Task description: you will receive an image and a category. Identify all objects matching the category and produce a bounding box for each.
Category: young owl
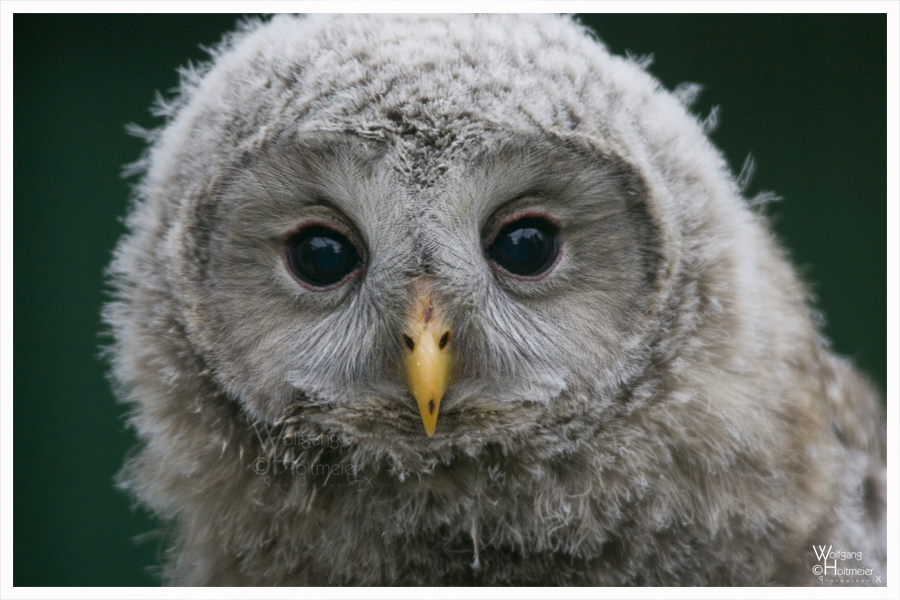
[105,14,886,585]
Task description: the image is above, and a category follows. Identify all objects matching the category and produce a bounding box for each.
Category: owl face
[181,127,660,451]
[128,13,713,473]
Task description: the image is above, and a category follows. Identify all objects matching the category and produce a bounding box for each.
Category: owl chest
[265,455,791,586]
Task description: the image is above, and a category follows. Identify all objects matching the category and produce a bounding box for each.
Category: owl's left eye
[486,215,560,278]
[283,224,362,288]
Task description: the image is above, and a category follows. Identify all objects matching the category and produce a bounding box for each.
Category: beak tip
[421,409,438,437]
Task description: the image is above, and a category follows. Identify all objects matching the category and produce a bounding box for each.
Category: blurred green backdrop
[14,14,886,586]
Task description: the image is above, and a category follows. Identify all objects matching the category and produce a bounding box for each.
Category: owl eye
[487,216,560,277]
[283,224,362,288]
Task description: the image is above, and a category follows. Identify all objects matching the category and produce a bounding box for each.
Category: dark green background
[14,14,886,586]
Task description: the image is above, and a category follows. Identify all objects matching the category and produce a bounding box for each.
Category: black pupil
[285,225,361,287]
[487,216,558,277]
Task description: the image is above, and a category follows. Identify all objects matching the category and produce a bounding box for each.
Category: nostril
[439,331,451,350]
[402,334,415,351]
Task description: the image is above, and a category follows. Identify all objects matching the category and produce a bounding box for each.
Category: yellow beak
[401,280,453,437]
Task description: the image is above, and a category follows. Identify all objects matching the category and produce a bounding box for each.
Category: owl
[105,14,886,586]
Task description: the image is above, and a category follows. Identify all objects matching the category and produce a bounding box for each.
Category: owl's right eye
[283,224,362,288]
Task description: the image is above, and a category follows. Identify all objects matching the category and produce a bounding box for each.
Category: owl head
[108,13,798,483]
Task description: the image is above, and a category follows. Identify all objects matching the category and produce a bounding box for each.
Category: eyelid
[281,217,365,260]
[484,208,561,247]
